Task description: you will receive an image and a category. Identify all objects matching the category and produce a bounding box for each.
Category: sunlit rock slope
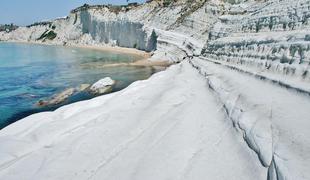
[0,0,310,179]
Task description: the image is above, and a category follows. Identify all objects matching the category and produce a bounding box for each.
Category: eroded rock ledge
[0,0,310,179]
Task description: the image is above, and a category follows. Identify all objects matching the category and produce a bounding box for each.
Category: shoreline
[0,41,171,129]
[3,40,172,67]
[73,44,172,67]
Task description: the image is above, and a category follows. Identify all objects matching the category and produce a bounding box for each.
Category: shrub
[37,30,57,41]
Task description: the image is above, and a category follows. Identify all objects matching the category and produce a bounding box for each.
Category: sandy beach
[7,40,172,67]
[73,44,172,67]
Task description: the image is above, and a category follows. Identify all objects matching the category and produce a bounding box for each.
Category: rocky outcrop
[203,0,310,83]
[37,88,76,107]
[1,1,310,179]
[89,77,116,94]
[79,10,157,52]
[0,0,217,62]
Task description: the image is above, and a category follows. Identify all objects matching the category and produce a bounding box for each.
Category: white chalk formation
[0,0,310,180]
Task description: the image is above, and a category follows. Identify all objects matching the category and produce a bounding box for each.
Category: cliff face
[204,0,310,83]
[79,10,157,51]
[3,0,310,71]
[0,1,310,180]
[0,0,217,61]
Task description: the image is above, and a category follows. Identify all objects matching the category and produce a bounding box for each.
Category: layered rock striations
[204,0,310,87]
[0,1,310,180]
[0,0,217,61]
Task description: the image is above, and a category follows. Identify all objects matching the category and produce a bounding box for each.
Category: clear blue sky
[0,0,145,26]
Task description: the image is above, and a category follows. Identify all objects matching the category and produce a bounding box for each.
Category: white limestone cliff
[0,0,310,180]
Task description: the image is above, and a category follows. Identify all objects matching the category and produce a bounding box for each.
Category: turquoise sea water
[0,42,157,129]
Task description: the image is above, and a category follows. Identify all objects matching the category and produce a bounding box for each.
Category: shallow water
[0,42,158,129]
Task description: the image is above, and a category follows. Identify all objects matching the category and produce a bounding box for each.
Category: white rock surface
[90,77,115,89]
[90,77,116,94]
[191,57,310,180]
[0,62,267,180]
[0,0,310,179]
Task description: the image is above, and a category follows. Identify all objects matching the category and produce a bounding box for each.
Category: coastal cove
[0,42,164,129]
[1,0,310,179]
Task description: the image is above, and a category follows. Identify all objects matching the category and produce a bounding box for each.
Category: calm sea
[0,42,157,129]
